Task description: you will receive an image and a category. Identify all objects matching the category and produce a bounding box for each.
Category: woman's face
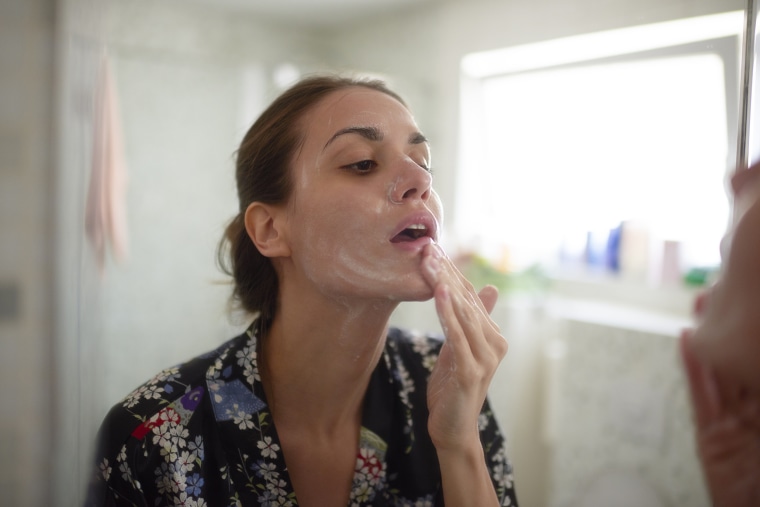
[279,86,442,302]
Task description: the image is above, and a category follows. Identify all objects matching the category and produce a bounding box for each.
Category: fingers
[693,290,709,319]
[680,329,720,427]
[478,285,499,315]
[421,245,492,311]
[421,244,500,333]
[739,392,760,434]
[433,283,469,357]
[682,328,760,464]
[422,244,506,364]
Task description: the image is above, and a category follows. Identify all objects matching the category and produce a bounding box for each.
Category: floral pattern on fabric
[85,324,518,506]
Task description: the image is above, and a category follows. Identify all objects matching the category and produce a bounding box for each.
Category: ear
[244,202,291,258]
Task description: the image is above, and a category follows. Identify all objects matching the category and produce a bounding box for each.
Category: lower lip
[390,236,435,253]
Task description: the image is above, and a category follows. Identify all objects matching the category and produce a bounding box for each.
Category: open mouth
[390,224,431,243]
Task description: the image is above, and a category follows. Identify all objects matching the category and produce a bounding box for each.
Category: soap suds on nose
[387,176,402,204]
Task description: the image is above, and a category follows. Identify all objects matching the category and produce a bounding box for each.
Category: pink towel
[85,52,129,274]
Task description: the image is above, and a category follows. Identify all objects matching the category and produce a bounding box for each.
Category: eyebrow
[408,132,428,145]
[322,126,429,150]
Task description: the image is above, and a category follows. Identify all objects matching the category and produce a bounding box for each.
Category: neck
[260,290,397,436]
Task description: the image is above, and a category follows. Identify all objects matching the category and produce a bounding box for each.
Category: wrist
[436,441,499,507]
[435,437,485,463]
[430,423,482,455]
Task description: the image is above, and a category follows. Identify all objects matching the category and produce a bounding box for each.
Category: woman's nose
[388,158,432,204]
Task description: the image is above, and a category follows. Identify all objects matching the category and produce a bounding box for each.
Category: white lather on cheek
[332,230,397,286]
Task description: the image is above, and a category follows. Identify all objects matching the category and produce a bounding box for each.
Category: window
[457,12,743,283]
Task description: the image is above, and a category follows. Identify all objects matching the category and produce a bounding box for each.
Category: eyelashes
[342,159,433,175]
[344,160,377,174]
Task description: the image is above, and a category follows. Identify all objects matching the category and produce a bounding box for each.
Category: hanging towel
[85,51,129,274]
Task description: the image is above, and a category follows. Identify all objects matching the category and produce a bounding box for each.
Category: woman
[85,75,518,506]
[681,162,760,507]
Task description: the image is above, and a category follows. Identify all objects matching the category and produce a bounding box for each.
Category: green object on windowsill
[683,266,719,287]
[461,254,551,294]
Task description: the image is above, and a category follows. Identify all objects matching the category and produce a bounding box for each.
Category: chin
[391,281,435,302]
[403,292,435,303]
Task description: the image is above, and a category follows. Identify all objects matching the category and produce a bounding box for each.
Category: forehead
[299,87,417,140]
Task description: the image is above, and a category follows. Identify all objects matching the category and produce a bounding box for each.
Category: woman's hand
[420,243,508,452]
[680,329,760,507]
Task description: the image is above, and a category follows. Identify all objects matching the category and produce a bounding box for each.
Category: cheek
[430,189,444,228]
[293,197,429,294]
[295,197,391,279]
[299,194,381,242]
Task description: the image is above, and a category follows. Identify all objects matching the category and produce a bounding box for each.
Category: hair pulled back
[217,74,406,332]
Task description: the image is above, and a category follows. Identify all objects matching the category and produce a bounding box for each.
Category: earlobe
[243,202,291,258]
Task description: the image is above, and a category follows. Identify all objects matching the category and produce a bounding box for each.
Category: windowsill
[541,270,700,336]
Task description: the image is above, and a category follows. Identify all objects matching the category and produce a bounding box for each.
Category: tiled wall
[545,317,709,507]
[0,0,56,505]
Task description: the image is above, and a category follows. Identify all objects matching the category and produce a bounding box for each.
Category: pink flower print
[357,448,385,485]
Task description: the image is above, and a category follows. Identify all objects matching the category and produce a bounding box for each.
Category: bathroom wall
[50,0,110,503]
[0,0,56,505]
[92,0,330,452]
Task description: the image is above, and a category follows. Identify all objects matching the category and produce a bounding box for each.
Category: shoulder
[95,332,249,448]
[86,328,264,503]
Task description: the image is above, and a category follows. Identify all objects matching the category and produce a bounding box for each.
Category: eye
[343,160,377,174]
[414,158,433,173]
[411,151,432,173]
[419,162,433,174]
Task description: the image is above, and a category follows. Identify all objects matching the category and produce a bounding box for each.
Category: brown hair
[217,74,406,332]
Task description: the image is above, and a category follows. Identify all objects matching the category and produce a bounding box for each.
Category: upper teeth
[408,224,426,230]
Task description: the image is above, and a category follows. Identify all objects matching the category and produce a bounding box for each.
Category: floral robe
[85,323,518,506]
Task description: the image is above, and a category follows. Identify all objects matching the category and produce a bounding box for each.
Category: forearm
[438,443,500,507]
